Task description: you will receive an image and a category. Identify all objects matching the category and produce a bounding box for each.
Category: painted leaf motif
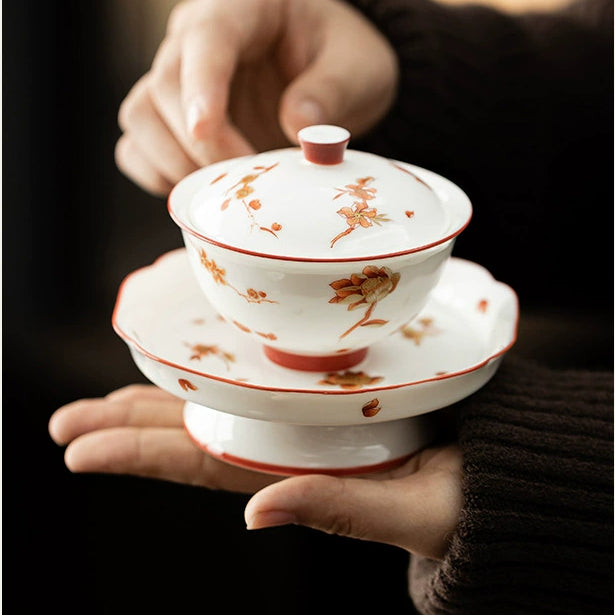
[178,378,197,392]
[362,399,382,417]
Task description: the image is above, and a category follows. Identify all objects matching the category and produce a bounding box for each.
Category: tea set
[113,125,518,475]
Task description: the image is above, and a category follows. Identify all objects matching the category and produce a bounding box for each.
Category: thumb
[278,21,397,143]
[244,473,457,559]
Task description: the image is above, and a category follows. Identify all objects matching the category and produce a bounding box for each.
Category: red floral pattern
[221,163,282,237]
[178,378,198,391]
[330,177,390,248]
[318,371,384,390]
[400,317,441,345]
[198,248,277,304]
[329,266,400,339]
[362,398,382,417]
[186,343,235,369]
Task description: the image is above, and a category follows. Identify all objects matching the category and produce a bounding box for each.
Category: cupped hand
[50,384,462,559]
[115,0,399,196]
[245,444,463,560]
[48,384,280,493]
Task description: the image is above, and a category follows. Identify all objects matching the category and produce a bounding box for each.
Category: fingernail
[297,98,325,126]
[246,510,297,530]
[186,96,208,139]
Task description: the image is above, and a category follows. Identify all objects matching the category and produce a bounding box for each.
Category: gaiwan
[168,125,472,372]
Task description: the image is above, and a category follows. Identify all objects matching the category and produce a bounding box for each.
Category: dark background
[3,1,612,613]
[2,2,415,613]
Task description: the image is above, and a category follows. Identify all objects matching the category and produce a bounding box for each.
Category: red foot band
[263,346,368,372]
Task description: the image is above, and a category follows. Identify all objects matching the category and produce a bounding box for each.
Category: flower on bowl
[168,125,472,371]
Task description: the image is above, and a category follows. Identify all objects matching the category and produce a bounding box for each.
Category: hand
[49,384,462,560]
[48,384,280,493]
[245,444,463,560]
[115,0,398,196]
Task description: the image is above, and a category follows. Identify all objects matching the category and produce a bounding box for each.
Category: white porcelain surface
[169,128,472,261]
[184,402,438,476]
[113,249,518,426]
[180,231,455,359]
[168,129,472,359]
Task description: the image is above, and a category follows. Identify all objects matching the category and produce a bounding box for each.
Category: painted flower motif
[334,177,377,201]
[198,248,277,304]
[318,371,384,390]
[186,343,234,369]
[338,202,379,228]
[235,185,254,199]
[401,317,441,345]
[330,266,400,309]
[220,163,281,237]
[199,249,226,285]
[232,320,277,340]
[330,177,390,248]
[246,288,265,300]
[330,266,400,339]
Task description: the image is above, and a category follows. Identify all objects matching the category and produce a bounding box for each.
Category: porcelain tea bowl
[168,125,472,372]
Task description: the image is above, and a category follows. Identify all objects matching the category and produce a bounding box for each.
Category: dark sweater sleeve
[350,0,611,185]
[408,355,613,614]
[348,0,613,311]
[342,2,613,612]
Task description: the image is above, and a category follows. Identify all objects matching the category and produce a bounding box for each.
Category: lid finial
[298,125,350,165]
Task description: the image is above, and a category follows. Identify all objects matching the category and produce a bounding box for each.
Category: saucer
[113,249,517,475]
[113,248,518,426]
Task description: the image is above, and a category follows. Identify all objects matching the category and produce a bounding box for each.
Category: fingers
[147,36,213,162]
[116,67,202,195]
[118,75,200,185]
[50,383,281,493]
[115,0,399,197]
[117,31,257,194]
[64,426,278,494]
[174,0,283,141]
[279,2,398,142]
[171,9,264,157]
[114,135,174,197]
[180,21,238,139]
[48,384,184,445]
[245,447,463,559]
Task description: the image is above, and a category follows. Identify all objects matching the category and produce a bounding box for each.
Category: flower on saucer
[319,370,384,390]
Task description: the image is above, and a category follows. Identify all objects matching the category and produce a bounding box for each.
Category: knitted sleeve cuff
[409,355,614,614]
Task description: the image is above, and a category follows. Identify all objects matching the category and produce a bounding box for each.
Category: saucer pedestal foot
[183,401,438,477]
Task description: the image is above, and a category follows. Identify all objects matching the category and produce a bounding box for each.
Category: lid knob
[298,125,350,165]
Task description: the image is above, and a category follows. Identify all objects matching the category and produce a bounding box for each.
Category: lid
[170,125,472,262]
